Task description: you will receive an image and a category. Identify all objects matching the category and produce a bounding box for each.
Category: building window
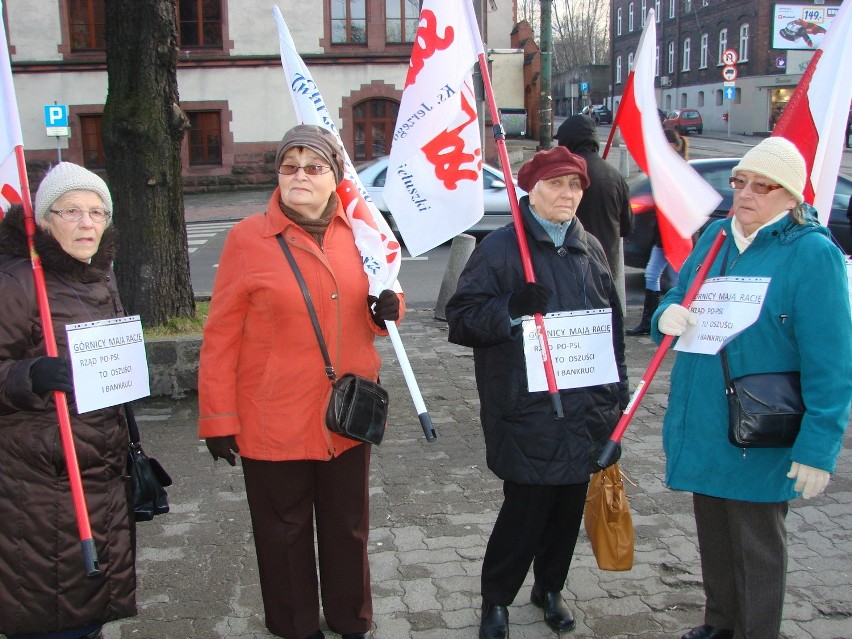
[684,0,692,11]
[628,3,634,32]
[699,33,708,68]
[667,41,674,74]
[616,56,622,84]
[386,0,419,44]
[682,37,691,71]
[668,0,675,18]
[718,28,727,65]
[177,0,223,48]
[628,52,634,71]
[617,7,622,36]
[739,23,750,62]
[655,0,660,22]
[641,0,647,26]
[715,89,723,106]
[697,91,704,107]
[79,115,104,169]
[187,111,222,165]
[68,0,105,51]
[655,45,660,76]
[353,99,399,161]
[332,0,367,44]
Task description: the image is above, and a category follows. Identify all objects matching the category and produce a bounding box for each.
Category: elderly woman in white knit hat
[650,137,851,639]
[0,163,136,639]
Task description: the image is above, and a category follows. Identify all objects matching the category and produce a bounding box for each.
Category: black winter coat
[446,200,628,485]
[0,206,136,635]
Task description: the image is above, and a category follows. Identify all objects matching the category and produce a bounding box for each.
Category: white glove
[657,304,697,336]
[787,462,830,499]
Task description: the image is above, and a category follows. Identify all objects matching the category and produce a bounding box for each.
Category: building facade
[609,0,844,135]
[5,0,522,191]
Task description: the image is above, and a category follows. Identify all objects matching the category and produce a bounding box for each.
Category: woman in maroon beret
[446,146,629,639]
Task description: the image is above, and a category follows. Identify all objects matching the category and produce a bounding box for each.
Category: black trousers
[242,446,372,639]
[481,480,588,605]
[693,493,788,639]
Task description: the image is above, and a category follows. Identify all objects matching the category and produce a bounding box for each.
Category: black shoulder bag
[276,235,388,446]
[717,243,804,448]
[125,402,172,521]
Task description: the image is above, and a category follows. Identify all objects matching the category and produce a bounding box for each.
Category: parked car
[355,156,526,239]
[580,104,613,125]
[663,109,703,135]
[624,157,852,269]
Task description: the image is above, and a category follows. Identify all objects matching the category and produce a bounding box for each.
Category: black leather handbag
[721,352,804,448]
[125,403,173,521]
[277,236,388,446]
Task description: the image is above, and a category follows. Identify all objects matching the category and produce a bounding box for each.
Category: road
[186,133,852,309]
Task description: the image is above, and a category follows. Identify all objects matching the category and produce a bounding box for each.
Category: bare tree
[101,0,194,327]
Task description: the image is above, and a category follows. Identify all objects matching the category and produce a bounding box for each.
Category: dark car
[663,109,703,135]
[581,105,613,125]
[624,158,852,269]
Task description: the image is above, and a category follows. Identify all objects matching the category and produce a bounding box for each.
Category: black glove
[368,289,401,328]
[30,357,74,395]
[508,282,551,318]
[205,435,239,466]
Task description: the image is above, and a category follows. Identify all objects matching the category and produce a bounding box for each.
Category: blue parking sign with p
[44,105,69,127]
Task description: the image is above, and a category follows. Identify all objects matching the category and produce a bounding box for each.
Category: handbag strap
[275,234,337,381]
[124,402,141,445]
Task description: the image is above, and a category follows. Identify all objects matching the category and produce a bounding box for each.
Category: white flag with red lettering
[273,7,402,294]
[772,1,851,229]
[0,0,24,213]
[383,0,485,256]
[617,9,721,270]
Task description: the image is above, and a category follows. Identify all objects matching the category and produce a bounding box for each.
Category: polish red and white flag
[383,0,485,256]
[274,7,401,294]
[772,1,852,228]
[616,9,721,270]
[0,0,24,215]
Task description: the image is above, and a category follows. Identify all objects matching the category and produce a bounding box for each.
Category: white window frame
[682,37,691,71]
[655,44,661,76]
[616,56,623,84]
[617,7,622,35]
[629,2,634,32]
[739,23,750,62]
[668,0,675,18]
[628,51,635,71]
[699,33,708,68]
[718,28,727,65]
[655,0,660,22]
[641,0,647,26]
[667,40,675,74]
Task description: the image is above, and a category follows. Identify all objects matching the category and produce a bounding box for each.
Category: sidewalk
[108,308,852,639]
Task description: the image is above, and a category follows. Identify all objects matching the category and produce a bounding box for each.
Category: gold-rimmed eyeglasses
[728,176,785,195]
[49,207,111,223]
[277,163,332,176]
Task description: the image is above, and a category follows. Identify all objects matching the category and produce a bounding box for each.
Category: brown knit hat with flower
[275,125,345,185]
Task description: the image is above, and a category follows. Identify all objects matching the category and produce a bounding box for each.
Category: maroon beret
[517,146,590,192]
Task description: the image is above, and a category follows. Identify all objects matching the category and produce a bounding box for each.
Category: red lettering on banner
[420,91,481,190]
[1,183,21,204]
[337,179,401,264]
[404,10,454,88]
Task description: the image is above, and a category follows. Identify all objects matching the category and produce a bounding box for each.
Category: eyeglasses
[728,176,785,195]
[277,163,332,176]
[49,207,111,223]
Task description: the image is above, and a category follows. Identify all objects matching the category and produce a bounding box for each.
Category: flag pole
[597,225,728,467]
[473,52,564,419]
[601,71,635,161]
[14,146,100,576]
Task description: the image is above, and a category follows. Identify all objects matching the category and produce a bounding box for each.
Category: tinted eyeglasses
[50,207,111,223]
[728,176,785,195]
[277,163,332,176]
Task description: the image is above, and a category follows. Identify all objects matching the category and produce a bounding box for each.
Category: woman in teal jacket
[651,137,852,639]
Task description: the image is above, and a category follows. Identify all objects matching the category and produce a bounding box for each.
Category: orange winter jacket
[198,190,403,460]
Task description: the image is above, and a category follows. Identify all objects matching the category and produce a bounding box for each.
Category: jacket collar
[519,196,590,254]
[262,188,349,238]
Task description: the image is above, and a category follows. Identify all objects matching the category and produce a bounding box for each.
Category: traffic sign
[44,104,70,137]
[579,82,589,92]
[722,65,738,82]
[724,86,736,100]
[722,49,738,66]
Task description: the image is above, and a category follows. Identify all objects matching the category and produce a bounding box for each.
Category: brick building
[609,0,844,135]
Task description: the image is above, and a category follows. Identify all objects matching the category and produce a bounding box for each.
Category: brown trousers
[242,445,372,639]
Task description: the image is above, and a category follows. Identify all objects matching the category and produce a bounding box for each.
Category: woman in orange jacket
[198,125,402,639]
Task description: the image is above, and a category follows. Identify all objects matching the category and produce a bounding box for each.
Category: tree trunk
[102,0,194,327]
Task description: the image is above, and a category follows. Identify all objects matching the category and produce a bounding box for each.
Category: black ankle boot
[680,625,733,639]
[530,583,575,633]
[479,601,509,639]
[627,289,661,336]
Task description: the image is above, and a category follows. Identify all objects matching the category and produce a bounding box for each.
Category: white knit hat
[34,162,113,224]
[732,137,806,203]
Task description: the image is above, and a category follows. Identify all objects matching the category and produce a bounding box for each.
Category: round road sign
[722,48,738,66]
[722,65,738,82]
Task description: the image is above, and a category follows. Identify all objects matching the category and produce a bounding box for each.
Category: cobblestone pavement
[101,308,851,639]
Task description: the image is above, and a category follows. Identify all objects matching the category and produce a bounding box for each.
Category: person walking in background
[0,164,136,639]
[553,114,634,313]
[198,125,402,639]
[446,147,629,639]
[627,129,689,336]
[652,137,852,639]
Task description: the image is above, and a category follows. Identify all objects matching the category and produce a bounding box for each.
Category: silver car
[355,156,526,239]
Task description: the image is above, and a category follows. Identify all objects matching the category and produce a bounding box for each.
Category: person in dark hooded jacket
[554,114,633,314]
[0,163,135,639]
[446,147,628,639]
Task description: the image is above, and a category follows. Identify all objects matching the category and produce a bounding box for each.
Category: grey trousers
[693,493,789,639]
